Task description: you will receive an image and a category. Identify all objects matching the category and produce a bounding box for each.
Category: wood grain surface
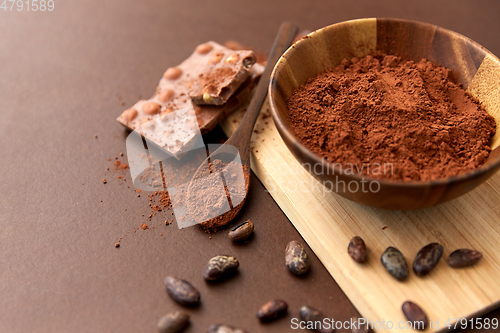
[221,98,500,332]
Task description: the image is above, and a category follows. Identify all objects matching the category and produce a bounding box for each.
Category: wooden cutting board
[220,100,500,333]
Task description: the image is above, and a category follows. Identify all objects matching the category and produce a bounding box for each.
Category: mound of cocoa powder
[287,52,496,181]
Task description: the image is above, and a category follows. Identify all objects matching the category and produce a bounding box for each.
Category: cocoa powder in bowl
[287,52,496,182]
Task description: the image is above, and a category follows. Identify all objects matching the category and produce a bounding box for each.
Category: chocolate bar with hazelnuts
[117,41,263,157]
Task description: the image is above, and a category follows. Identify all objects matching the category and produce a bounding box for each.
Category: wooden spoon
[186,22,299,228]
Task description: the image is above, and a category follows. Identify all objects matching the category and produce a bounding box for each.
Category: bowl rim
[268,17,500,188]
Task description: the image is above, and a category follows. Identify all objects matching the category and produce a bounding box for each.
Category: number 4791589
[445,317,499,330]
[1,0,54,11]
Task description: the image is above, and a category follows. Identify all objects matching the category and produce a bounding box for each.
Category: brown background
[1,1,499,332]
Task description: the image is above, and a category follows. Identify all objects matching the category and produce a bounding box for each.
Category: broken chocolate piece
[117,41,262,157]
[186,42,257,105]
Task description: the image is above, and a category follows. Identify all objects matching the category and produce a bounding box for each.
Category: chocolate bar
[117,42,263,157]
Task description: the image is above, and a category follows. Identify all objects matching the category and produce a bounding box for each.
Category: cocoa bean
[348,236,367,263]
[299,306,335,332]
[203,255,239,281]
[402,301,428,330]
[207,324,247,333]
[448,249,482,268]
[228,220,254,242]
[257,299,288,322]
[157,311,189,333]
[285,241,311,275]
[164,276,200,306]
[381,247,409,281]
[413,243,443,276]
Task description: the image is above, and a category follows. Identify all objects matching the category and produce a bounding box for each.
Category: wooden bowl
[269,18,500,210]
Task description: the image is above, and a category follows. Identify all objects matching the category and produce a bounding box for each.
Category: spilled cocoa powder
[134,161,174,220]
[117,153,247,230]
[288,52,496,181]
[107,145,248,247]
[105,155,175,247]
[114,160,130,171]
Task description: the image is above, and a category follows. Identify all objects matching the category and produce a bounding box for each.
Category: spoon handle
[227,21,299,160]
